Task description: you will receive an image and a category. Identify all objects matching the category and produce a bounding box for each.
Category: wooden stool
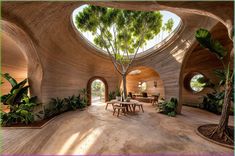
[152,96,159,106]
[105,102,114,110]
[134,103,144,112]
[113,105,127,117]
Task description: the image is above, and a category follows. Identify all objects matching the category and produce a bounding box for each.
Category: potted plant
[115,87,121,101]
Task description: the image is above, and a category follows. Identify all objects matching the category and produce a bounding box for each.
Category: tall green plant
[79,88,88,107]
[65,95,78,110]
[195,28,234,143]
[158,97,178,117]
[108,91,116,101]
[76,5,164,99]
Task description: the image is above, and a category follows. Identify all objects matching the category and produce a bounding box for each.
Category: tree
[164,18,174,33]
[195,28,234,143]
[161,18,174,40]
[75,5,163,99]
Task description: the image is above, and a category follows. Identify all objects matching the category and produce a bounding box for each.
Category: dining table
[109,99,139,112]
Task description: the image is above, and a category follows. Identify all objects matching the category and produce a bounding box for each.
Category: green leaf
[10,79,28,94]
[195,28,227,60]
[2,73,18,87]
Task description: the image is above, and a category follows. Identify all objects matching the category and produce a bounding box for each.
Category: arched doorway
[122,66,165,100]
[2,20,43,101]
[91,79,105,104]
[87,76,108,105]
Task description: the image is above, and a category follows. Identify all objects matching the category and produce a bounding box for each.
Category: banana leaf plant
[1,73,29,111]
[195,28,234,143]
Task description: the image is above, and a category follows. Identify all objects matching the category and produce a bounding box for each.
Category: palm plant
[65,95,78,110]
[195,28,234,143]
[79,88,88,107]
[158,97,178,117]
[49,97,65,114]
[1,73,29,111]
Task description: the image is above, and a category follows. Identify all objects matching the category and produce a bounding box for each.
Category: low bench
[113,105,127,117]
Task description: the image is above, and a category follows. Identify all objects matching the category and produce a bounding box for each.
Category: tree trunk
[212,79,233,141]
[122,74,127,99]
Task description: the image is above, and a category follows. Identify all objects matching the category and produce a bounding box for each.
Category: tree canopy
[75,5,163,68]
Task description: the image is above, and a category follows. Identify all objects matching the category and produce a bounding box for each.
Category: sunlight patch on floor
[58,132,80,154]
[72,126,105,154]
[92,101,105,106]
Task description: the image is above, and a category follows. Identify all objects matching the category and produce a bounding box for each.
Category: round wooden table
[109,100,139,112]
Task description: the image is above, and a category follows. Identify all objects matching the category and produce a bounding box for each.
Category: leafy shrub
[108,91,116,101]
[76,94,86,109]
[115,87,121,96]
[157,98,178,117]
[0,73,39,126]
[200,91,233,115]
[43,90,88,119]
[78,88,88,108]
[65,95,78,110]
[0,95,37,126]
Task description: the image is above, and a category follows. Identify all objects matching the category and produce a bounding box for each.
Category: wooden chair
[105,101,114,110]
[113,104,127,117]
[152,95,159,106]
[133,103,144,112]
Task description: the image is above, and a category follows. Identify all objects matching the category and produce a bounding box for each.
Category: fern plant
[158,98,178,117]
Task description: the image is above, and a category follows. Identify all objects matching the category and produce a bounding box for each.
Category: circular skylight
[72,5,181,56]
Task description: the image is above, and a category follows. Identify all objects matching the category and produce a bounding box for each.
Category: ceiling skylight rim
[71,5,182,58]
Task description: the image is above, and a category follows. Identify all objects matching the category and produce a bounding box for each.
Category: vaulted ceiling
[1,1,233,112]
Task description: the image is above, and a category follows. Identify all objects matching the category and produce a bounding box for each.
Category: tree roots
[210,126,234,143]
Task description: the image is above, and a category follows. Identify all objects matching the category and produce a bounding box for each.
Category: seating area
[1,1,234,155]
[106,99,144,117]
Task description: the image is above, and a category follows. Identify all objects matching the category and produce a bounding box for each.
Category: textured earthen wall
[126,67,165,98]
[181,23,233,106]
[1,33,27,95]
[1,2,233,113]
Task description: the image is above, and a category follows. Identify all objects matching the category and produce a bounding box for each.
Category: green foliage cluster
[115,86,121,97]
[162,18,174,33]
[0,73,39,126]
[201,92,224,115]
[195,28,234,116]
[43,89,88,119]
[75,5,164,65]
[91,80,105,98]
[195,29,227,60]
[108,91,116,101]
[199,70,234,115]
[157,98,178,117]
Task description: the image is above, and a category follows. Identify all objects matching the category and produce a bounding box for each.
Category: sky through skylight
[72,5,181,54]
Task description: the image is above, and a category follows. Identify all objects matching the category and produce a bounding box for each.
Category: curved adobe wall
[2,2,120,105]
[1,2,233,113]
[181,22,233,107]
[125,66,165,99]
[1,33,27,95]
[1,20,43,100]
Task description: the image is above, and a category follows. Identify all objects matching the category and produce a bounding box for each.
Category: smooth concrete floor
[1,103,234,155]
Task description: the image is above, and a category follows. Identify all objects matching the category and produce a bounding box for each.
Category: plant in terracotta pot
[115,87,121,101]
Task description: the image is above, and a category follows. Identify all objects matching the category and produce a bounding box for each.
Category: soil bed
[198,124,234,148]
[3,116,55,128]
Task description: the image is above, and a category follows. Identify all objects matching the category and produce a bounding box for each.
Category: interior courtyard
[1,1,234,155]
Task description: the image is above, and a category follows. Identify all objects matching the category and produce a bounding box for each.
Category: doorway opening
[91,79,105,105]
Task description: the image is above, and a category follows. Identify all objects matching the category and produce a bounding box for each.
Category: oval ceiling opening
[72,5,182,57]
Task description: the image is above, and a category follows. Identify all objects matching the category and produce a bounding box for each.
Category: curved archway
[123,66,165,100]
[1,33,28,95]
[179,22,233,109]
[87,76,108,106]
[1,20,43,101]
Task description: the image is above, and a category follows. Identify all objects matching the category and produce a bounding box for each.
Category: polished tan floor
[1,103,234,155]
